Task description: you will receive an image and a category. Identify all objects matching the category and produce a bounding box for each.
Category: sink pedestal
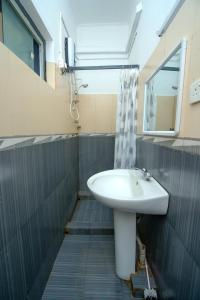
[114,210,136,280]
[87,169,169,280]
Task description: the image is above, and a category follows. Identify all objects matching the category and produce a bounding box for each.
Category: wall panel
[0,135,78,300]
[136,136,200,299]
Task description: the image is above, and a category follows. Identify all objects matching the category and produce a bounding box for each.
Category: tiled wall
[79,94,117,133]
[0,135,78,300]
[136,137,200,299]
[78,95,117,134]
[79,134,115,193]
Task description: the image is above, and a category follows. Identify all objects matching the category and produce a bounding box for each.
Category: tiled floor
[42,199,133,300]
[66,199,114,235]
[42,235,133,300]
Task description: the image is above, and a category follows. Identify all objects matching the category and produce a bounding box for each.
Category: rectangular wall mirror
[143,39,187,136]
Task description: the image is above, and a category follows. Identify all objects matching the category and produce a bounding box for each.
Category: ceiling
[69,0,138,26]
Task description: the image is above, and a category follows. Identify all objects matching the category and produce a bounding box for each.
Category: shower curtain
[145,80,157,131]
[114,68,139,169]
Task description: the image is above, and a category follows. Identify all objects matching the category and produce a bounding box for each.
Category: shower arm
[74,84,88,96]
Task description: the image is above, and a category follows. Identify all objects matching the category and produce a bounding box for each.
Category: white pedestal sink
[87,169,169,280]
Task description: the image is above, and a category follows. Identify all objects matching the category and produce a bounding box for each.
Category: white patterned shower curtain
[145,80,157,131]
[114,69,139,169]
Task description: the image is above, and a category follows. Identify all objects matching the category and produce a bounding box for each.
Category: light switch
[190,79,200,104]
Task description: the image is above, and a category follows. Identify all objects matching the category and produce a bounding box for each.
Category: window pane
[0,1,3,42]
[33,39,40,75]
[2,0,34,70]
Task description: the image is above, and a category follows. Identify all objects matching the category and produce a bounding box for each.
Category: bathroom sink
[87,169,169,280]
[87,169,168,215]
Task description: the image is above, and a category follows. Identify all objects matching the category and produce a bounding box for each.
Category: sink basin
[87,169,169,215]
[87,169,169,280]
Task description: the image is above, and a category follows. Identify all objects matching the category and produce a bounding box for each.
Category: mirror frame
[143,39,187,136]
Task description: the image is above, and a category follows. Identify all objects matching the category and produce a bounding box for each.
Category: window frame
[0,0,46,79]
[0,0,3,42]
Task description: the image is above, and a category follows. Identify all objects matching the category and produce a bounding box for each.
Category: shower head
[80,84,88,89]
[74,84,88,95]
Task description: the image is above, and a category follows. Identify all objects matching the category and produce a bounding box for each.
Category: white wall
[129,0,177,69]
[75,0,179,94]
[26,0,179,94]
[76,23,129,94]
[76,24,129,54]
[154,70,179,96]
[31,0,76,63]
[21,0,127,94]
[76,57,128,95]
[76,69,121,95]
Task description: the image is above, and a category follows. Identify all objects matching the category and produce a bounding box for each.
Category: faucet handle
[144,172,151,181]
[142,168,147,173]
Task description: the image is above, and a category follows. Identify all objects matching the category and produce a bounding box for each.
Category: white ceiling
[69,0,138,26]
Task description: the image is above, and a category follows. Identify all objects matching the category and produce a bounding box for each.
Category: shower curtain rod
[67,65,140,71]
[161,66,180,72]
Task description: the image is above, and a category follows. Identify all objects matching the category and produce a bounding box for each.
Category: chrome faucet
[134,168,152,181]
[141,168,151,181]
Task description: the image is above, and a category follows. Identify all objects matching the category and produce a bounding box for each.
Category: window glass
[2,0,40,75]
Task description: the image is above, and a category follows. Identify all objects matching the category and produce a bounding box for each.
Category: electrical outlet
[190,79,200,104]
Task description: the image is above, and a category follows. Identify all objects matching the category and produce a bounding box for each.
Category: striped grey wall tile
[79,133,115,137]
[0,133,116,299]
[136,138,200,300]
[79,135,115,192]
[0,136,79,300]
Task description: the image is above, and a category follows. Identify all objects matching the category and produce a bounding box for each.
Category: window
[0,0,46,78]
[0,1,3,42]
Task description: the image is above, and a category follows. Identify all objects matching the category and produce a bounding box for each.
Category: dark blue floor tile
[42,235,132,300]
[67,199,114,235]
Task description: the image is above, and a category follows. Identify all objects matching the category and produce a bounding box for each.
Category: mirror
[143,39,187,136]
